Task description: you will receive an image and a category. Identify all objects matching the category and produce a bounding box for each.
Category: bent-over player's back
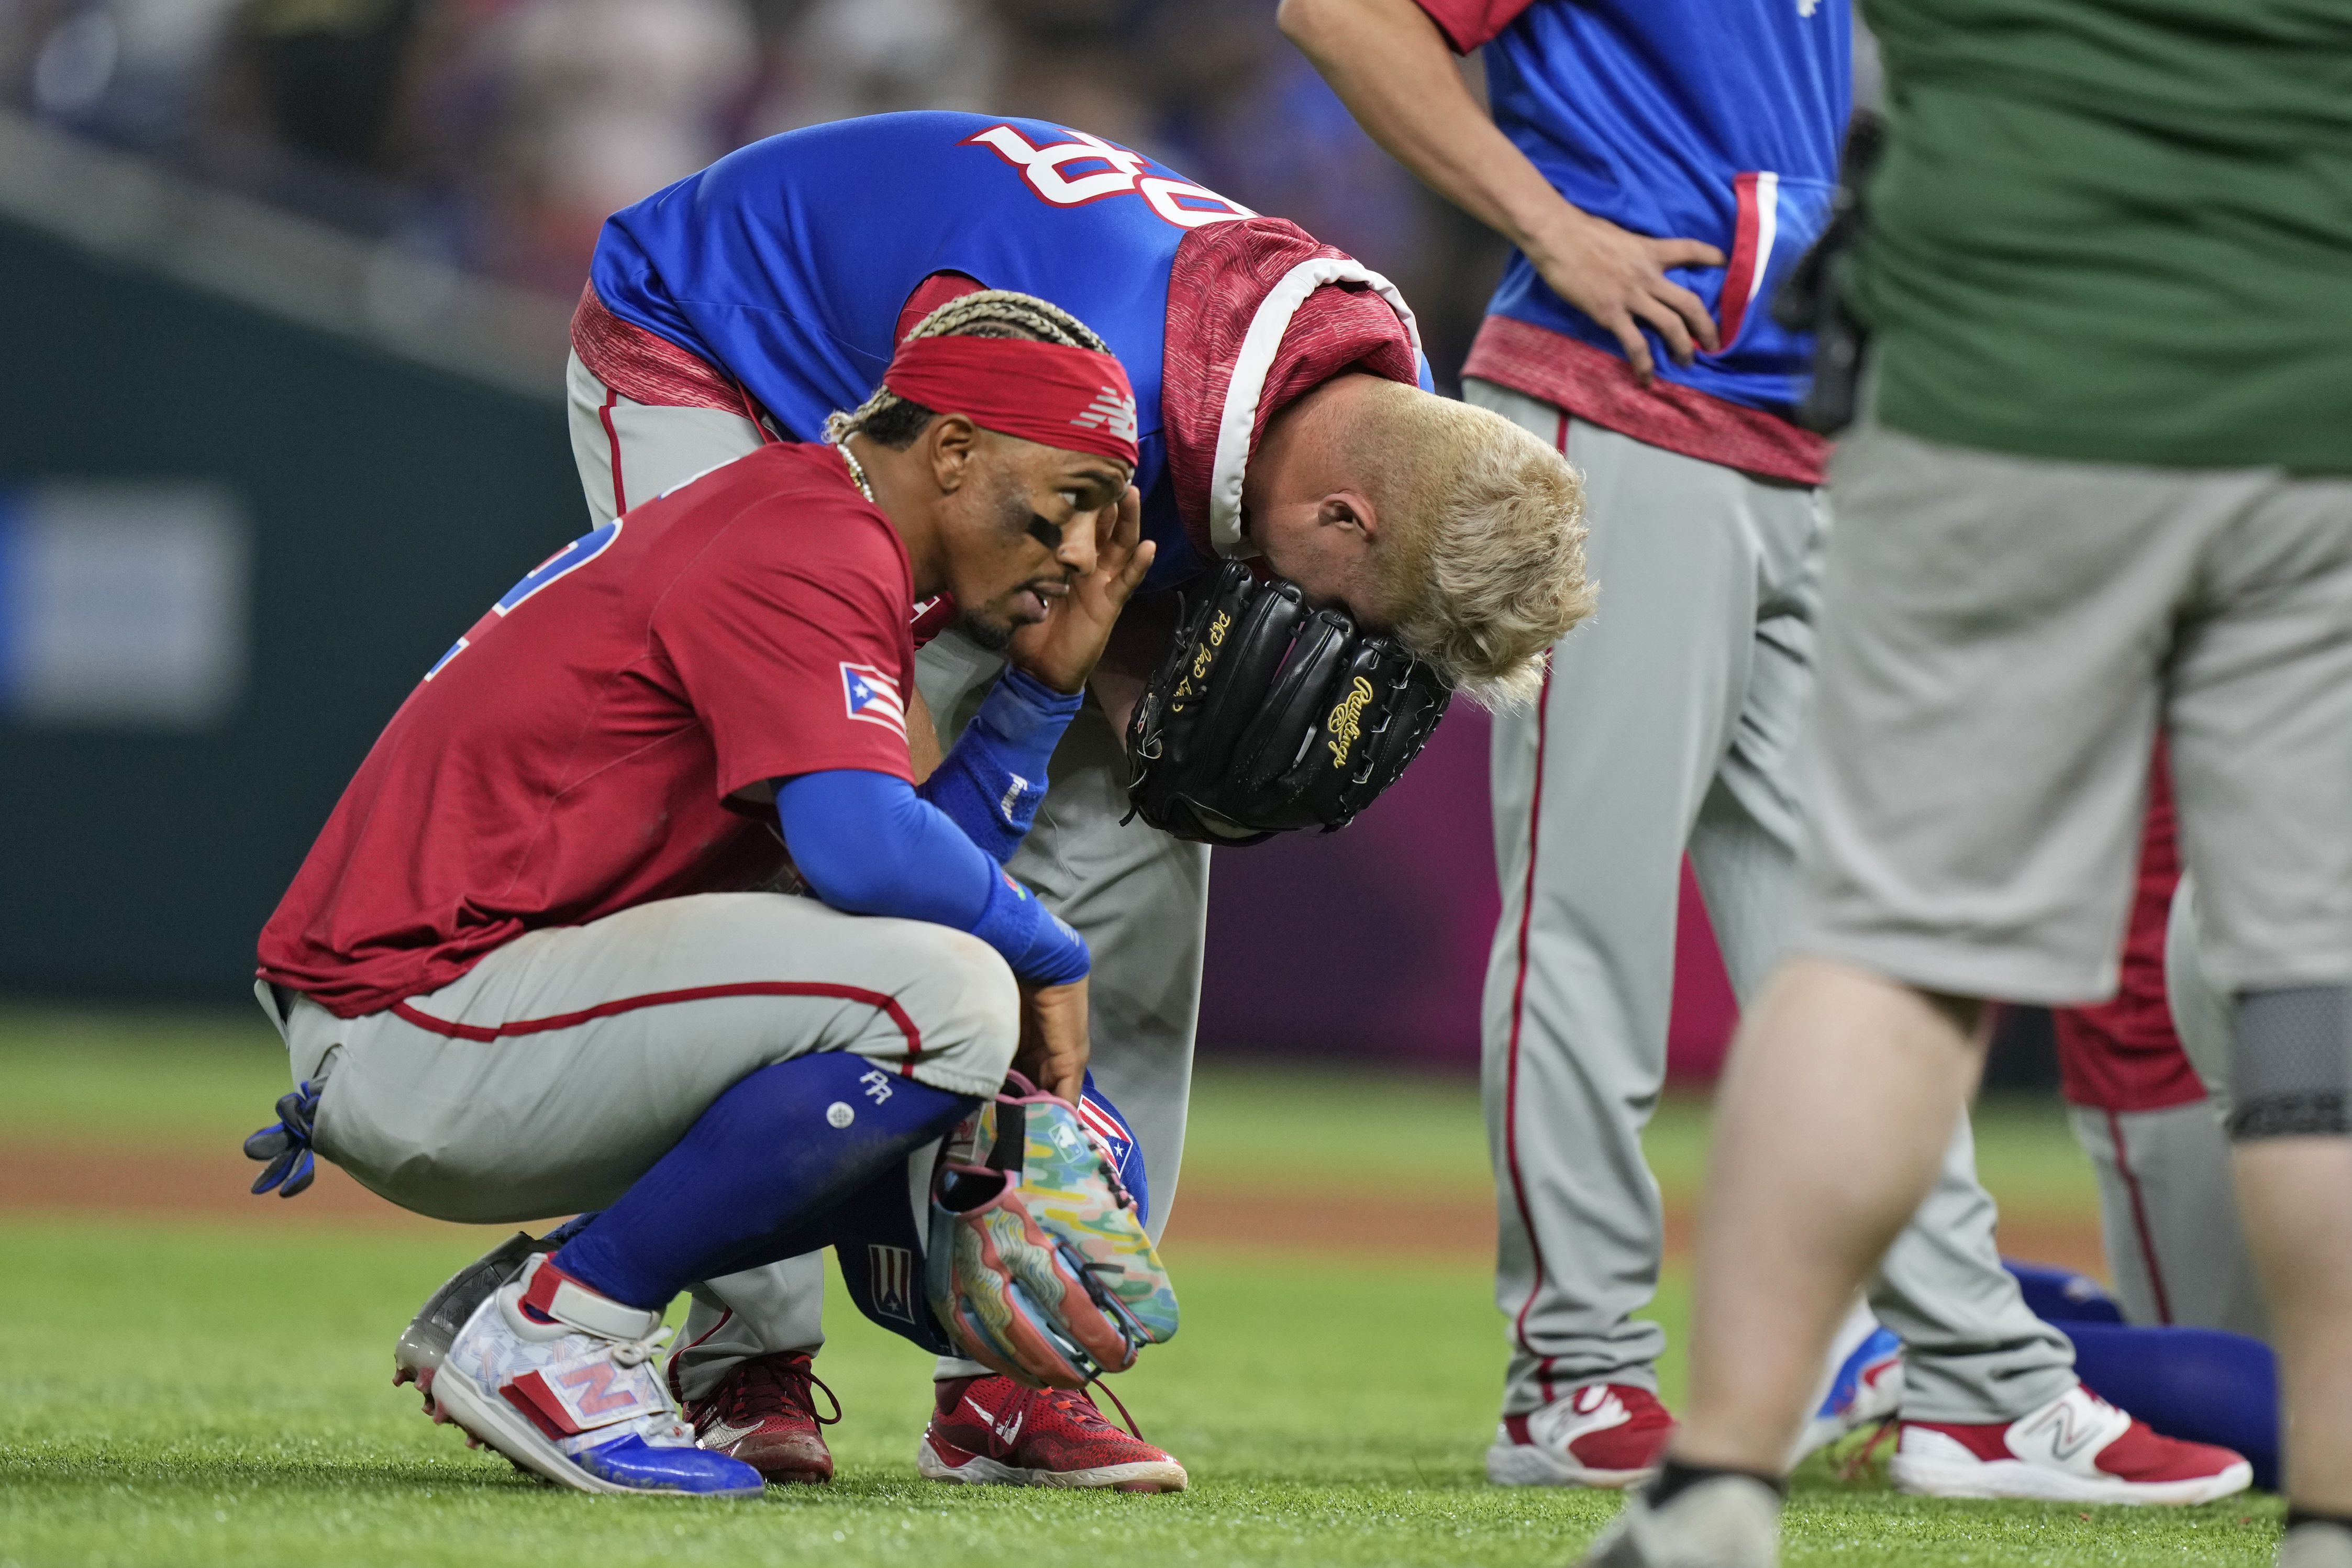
[587,112,1224,458]
[257,443,918,1018]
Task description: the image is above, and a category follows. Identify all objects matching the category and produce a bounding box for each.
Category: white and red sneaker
[1486,1383,1674,1488]
[916,1375,1186,1492]
[430,1255,763,1497]
[1890,1383,2251,1505]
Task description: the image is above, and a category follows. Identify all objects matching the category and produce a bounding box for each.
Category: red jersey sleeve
[652,496,918,797]
[1413,0,1536,53]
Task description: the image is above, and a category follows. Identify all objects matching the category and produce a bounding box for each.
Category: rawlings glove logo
[1125,561,1452,844]
[1325,675,1374,766]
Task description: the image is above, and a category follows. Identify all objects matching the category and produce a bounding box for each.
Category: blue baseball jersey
[591,112,1265,588]
[1425,0,1849,413]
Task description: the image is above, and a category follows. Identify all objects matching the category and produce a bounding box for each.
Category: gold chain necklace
[834,440,875,503]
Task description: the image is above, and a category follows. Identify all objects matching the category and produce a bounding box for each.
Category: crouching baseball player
[244,321,1172,1496]
[487,109,1591,1490]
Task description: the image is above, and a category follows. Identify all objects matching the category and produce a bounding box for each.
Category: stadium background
[0,4,2175,1564]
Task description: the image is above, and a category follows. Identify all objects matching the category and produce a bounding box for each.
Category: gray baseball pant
[2067,1098,2268,1339]
[2057,873,2271,1341]
[259,893,1019,1222]
[563,354,1207,1393]
[1470,382,2077,1424]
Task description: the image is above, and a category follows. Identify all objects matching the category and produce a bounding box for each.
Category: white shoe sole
[916,1437,1187,1492]
[1484,1440,1654,1489]
[434,1365,758,1498]
[1889,1452,2253,1506]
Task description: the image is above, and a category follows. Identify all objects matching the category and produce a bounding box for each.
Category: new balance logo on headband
[1072,385,1139,445]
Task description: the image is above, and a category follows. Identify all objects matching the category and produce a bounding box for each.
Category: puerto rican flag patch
[841,662,906,738]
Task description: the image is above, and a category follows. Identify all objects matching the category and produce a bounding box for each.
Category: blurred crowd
[0,0,1506,384]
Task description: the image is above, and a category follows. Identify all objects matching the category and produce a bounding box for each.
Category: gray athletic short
[1794,425,2352,1004]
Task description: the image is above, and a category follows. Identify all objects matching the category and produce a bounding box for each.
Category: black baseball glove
[1123,560,1452,846]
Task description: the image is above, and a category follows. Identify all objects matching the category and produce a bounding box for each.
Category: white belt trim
[1206,258,1423,557]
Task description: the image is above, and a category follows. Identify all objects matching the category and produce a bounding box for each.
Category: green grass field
[0,1008,2283,1566]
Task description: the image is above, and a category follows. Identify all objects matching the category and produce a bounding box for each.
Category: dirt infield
[0,1141,2108,1273]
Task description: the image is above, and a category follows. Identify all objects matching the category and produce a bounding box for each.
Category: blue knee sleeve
[553,1053,975,1311]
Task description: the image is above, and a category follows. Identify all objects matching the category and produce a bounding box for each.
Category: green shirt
[1858,0,2352,472]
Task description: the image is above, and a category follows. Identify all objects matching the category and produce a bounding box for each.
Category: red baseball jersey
[258,443,916,1018]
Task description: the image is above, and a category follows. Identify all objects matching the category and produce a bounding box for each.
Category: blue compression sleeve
[918,667,1083,863]
[776,768,1089,985]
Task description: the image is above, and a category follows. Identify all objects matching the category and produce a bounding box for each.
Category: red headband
[882,336,1140,469]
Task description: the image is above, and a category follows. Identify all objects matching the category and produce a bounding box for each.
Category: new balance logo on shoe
[1891,1385,2251,1505]
[2013,1393,2111,1467]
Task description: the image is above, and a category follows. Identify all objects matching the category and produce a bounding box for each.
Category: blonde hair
[824,290,1112,448]
[1353,384,1594,707]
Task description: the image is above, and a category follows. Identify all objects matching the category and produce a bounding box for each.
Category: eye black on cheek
[1026,514,1063,551]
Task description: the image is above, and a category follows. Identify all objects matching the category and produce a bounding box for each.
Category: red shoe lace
[1063,1378,1147,1443]
[718,1353,841,1429]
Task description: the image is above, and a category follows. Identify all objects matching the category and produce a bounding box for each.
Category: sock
[540,1212,597,1249]
[552,1053,975,1309]
[1648,1458,1785,1508]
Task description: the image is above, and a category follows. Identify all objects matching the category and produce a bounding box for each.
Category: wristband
[969,868,1090,985]
[918,668,1084,863]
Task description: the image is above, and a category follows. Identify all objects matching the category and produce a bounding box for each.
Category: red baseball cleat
[917,1375,1187,1492]
[1890,1384,2251,1505]
[672,1351,839,1485]
[1486,1383,1674,1488]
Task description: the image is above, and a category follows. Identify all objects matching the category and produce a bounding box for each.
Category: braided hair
[824,289,1115,450]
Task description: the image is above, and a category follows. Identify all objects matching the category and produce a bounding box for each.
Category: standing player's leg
[1587,429,2261,1566]
[1475,392,1804,1486]
[1683,476,2089,1480]
[2049,769,2269,1338]
[907,626,1203,1489]
[914,628,1205,1236]
[2147,875,2270,1336]
[2068,1096,2268,1338]
[2165,470,2352,1531]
